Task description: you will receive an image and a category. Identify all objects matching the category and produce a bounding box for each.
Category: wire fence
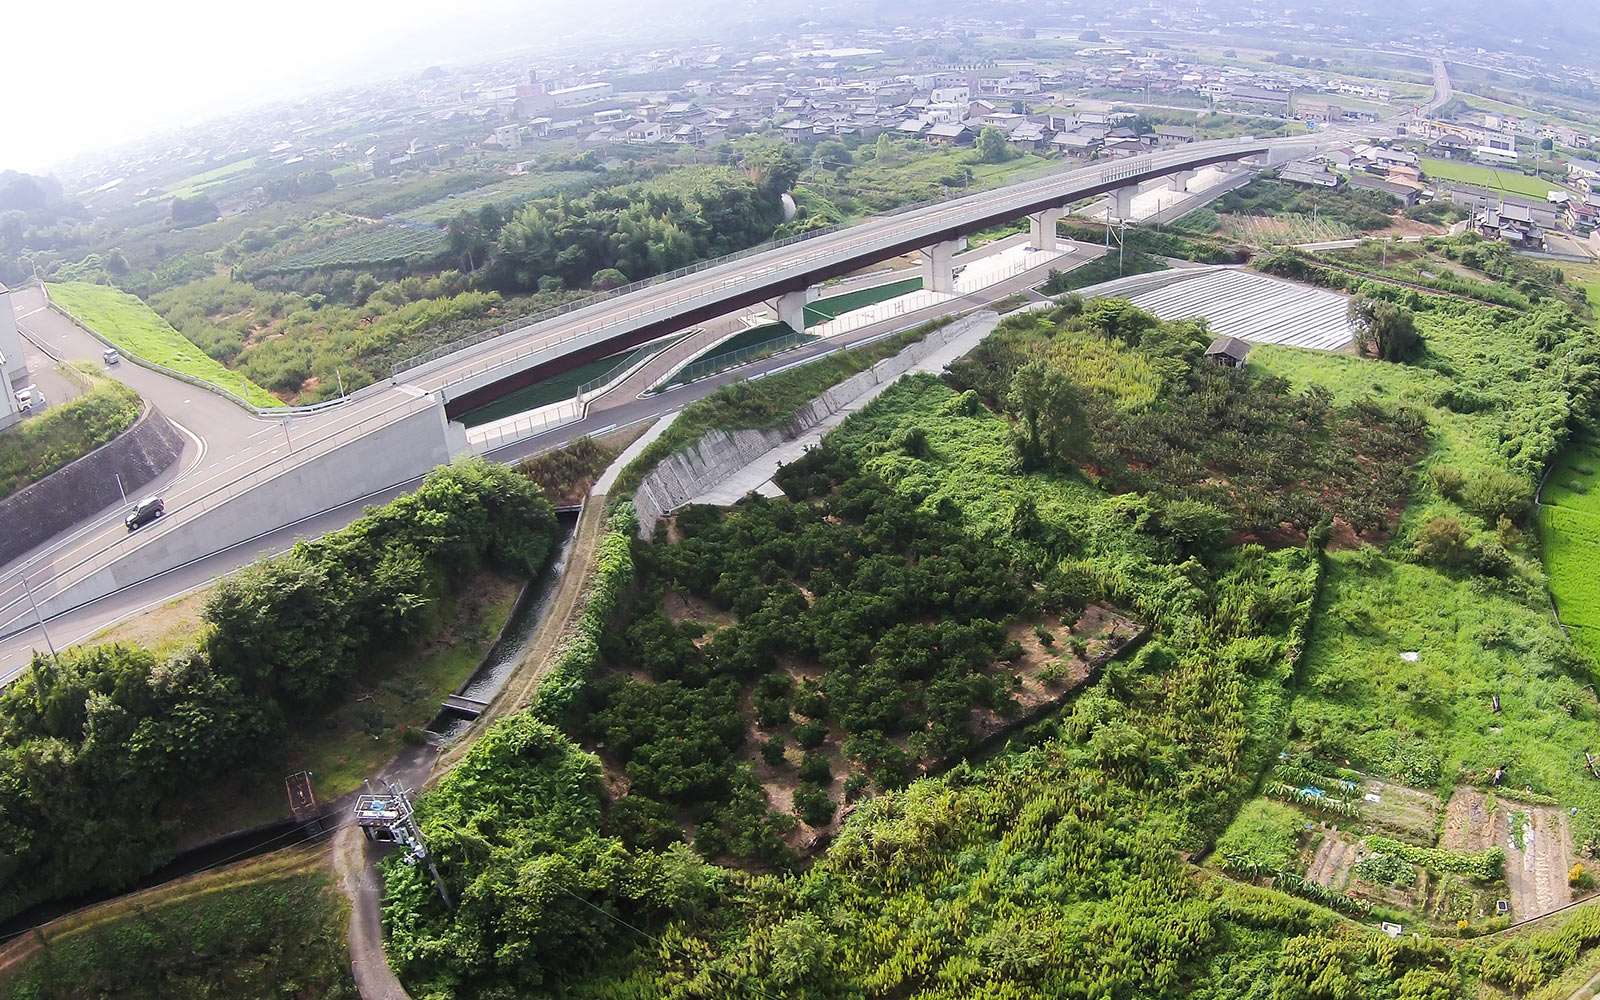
[466,399,584,454]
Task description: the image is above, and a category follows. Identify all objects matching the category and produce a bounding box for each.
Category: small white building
[0,283,24,392]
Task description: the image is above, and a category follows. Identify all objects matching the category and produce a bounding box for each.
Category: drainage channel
[426,508,578,740]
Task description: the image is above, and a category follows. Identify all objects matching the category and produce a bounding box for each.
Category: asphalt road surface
[0,237,1110,679]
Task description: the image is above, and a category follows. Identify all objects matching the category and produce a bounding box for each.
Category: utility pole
[356,780,451,910]
[114,473,126,504]
[20,576,54,657]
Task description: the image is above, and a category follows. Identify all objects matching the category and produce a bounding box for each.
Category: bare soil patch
[1440,787,1497,853]
[661,588,737,632]
[85,587,211,654]
[1502,801,1575,920]
[1306,832,1361,890]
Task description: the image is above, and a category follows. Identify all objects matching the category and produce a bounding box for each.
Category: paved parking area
[1127,268,1353,351]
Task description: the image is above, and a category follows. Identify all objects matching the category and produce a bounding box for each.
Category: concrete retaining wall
[0,406,183,567]
[631,314,986,536]
[35,402,454,617]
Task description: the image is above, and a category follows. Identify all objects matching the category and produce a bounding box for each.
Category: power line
[550,881,790,1000]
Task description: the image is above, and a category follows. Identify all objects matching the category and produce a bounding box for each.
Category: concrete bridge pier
[1109,186,1138,223]
[919,239,961,294]
[1028,208,1066,251]
[1166,169,1197,193]
[770,286,819,333]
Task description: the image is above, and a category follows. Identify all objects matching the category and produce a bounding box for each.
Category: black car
[125,496,165,531]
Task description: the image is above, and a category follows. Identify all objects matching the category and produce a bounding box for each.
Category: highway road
[0,235,1101,676]
[0,122,1389,671]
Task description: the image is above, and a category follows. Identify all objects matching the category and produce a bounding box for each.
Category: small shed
[1205,336,1251,369]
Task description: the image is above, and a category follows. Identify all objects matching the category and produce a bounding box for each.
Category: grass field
[1420,157,1567,199]
[0,856,355,999]
[805,276,923,325]
[47,282,279,407]
[145,157,259,203]
[1540,435,1600,660]
[658,322,813,389]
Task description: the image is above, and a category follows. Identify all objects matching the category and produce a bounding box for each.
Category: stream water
[427,510,577,741]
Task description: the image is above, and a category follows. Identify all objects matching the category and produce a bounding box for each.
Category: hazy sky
[3,0,564,174]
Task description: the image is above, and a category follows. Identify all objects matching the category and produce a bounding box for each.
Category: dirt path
[332,824,413,1000]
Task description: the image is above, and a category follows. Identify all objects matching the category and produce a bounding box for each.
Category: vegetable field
[277,224,447,270]
[399,171,596,223]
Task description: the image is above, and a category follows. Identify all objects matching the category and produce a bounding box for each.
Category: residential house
[1280,160,1340,188]
[1567,158,1600,189]
[1566,199,1600,234]
[1153,125,1196,146]
[1009,122,1050,152]
[1050,131,1098,157]
[624,121,664,144]
[1350,174,1419,206]
[927,123,974,146]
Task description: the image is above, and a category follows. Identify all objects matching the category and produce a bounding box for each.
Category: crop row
[277,225,447,271]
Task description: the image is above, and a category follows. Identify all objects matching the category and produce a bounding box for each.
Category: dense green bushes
[947,302,1427,534]
[383,713,721,996]
[0,379,140,499]
[0,459,558,920]
[482,158,794,294]
[1217,178,1400,232]
[532,503,636,723]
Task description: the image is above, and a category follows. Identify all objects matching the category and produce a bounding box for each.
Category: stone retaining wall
[632,314,987,536]
[0,406,183,567]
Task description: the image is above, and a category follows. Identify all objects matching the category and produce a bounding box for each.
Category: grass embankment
[1420,157,1568,200]
[805,276,924,325]
[0,376,140,500]
[170,571,525,843]
[1540,435,1600,662]
[46,282,279,407]
[611,315,957,499]
[0,859,355,999]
